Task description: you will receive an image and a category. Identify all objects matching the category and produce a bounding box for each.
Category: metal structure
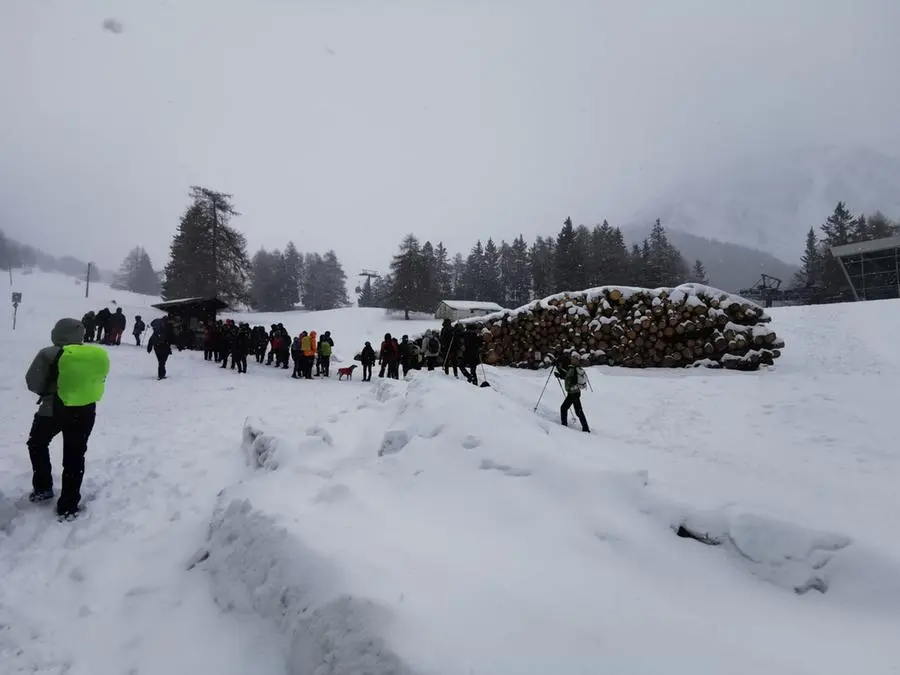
[355,269,380,295]
[829,234,900,302]
[738,274,827,307]
[11,291,22,330]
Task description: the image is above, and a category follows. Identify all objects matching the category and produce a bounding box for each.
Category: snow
[439,300,506,312]
[463,282,771,326]
[2,271,900,674]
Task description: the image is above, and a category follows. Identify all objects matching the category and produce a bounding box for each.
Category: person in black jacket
[81,311,97,343]
[359,341,376,382]
[442,321,461,378]
[132,315,146,347]
[220,321,236,369]
[109,308,127,345]
[460,324,482,385]
[232,324,251,374]
[94,307,112,344]
[148,316,176,380]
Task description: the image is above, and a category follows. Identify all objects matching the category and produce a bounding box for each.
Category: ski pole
[443,334,454,370]
[585,370,593,392]
[533,363,556,411]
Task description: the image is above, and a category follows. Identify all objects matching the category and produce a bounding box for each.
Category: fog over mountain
[630,146,900,264]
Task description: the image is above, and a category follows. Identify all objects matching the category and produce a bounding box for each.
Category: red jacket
[380,340,399,362]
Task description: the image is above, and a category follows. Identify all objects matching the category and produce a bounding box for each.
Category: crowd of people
[81,307,145,346]
[21,310,590,518]
[137,315,488,385]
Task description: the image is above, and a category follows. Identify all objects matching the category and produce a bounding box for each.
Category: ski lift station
[830,233,900,301]
[435,300,506,321]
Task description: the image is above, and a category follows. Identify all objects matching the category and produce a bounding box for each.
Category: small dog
[337,364,357,381]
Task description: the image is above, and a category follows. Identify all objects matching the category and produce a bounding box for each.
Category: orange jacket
[305,331,317,356]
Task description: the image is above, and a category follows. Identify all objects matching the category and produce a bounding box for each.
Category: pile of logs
[462,284,784,371]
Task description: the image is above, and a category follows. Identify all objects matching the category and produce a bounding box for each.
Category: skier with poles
[555,353,590,432]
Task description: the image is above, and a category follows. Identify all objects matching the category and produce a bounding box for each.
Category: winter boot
[29,489,54,503]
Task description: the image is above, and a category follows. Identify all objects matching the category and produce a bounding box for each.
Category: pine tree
[388,234,423,319]
[643,219,689,287]
[820,202,855,247]
[866,211,897,239]
[161,187,250,304]
[371,273,393,307]
[320,250,349,309]
[498,241,513,306]
[420,241,440,311]
[529,236,555,298]
[301,253,325,310]
[249,249,283,311]
[459,240,486,300]
[357,276,376,307]
[283,242,302,307]
[690,260,709,285]
[450,253,466,297]
[793,227,822,288]
[554,217,587,291]
[434,242,453,298]
[482,238,501,303]
[113,246,159,295]
[609,227,630,284]
[507,235,531,307]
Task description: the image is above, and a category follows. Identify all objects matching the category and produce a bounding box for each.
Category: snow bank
[201,498,418,675]
[193,370,900,674]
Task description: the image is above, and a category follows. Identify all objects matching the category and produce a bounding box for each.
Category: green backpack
[55,344,110,407]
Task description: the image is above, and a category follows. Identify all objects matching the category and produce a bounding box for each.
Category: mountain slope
[629,145,900,262]
[622,226,799,291]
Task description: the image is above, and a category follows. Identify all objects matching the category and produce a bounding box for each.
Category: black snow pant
[320,355,331,377]
[233,350,248,373]
[362,363,373,381]
[134,332,142,347]
[426,356,439,371]
[460,360,478,384]
[561,392,590,432]
[388,361,400,380]
[155,345,171,379]
[27,402,96,513]
[204,345,214,361]
[444,355,459,377]
[401,359,411,377]
[292,357,302,378]
[303,355,315,379]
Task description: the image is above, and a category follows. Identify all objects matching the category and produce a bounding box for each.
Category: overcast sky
[2,0,899,281]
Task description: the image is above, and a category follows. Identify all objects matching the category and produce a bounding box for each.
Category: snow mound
[196,371,900,673]
[667,505,900,607]
[200,498,419,675]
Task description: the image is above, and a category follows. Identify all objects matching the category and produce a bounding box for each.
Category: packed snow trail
[0,339,289,675]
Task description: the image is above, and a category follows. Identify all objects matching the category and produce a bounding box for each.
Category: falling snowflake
[102,18,124,34]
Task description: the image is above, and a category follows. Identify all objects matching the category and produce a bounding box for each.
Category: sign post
[11,291,22,330]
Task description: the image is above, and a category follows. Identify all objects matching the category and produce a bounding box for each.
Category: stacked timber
[461,284,784,371]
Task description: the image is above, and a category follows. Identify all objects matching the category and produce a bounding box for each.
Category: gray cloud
[2,0,898,281]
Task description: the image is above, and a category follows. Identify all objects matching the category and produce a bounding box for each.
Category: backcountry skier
[554,353,590,433]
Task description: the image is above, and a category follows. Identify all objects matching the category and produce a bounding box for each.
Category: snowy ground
[1,272,899,674]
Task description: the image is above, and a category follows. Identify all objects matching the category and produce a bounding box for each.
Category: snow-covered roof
[831,234,900,258]
[439,300,505,311]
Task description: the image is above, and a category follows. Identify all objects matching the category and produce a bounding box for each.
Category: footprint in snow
[461,435,481,449]
[479,459,531,477]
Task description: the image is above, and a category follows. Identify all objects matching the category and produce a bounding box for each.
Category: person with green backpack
[24,317,110,518]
